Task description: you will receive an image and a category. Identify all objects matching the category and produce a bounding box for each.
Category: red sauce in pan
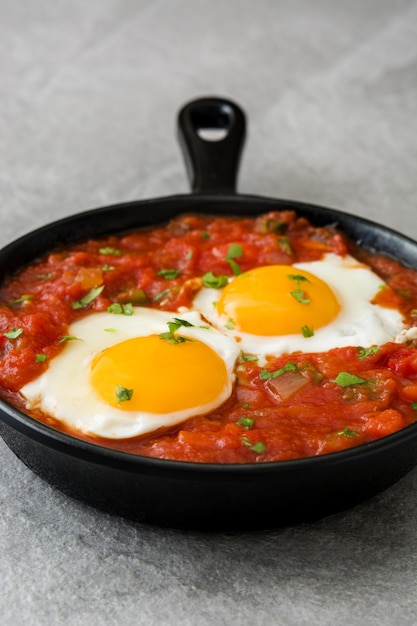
[0,211,416,463]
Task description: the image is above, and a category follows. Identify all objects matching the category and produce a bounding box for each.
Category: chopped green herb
[185,250,193,260]
[167,318,194,334]
[331,372,367,387]
[262,219,286,234]
[115,385,133,404]
[236,417,254,430]
[411,402,417,411]
[259,362,297,380]
[356,346,380,360]
[225,244,243,276]
[202,272,229,289]
[242,437,266,453]
[226,243,243,259]
[336,427,358,438]
[242,403,250,409]
[35,354,47,363]
[153,288,171,302]
[157,269,181,280]
[227,259,241,276]
[107,302,134,315]
[287,274,309,283]
[58,335,82,343]
[290,289,310,304]
[99,247,122,256]
[72,285,104,310]
[241,354,259,362]
[201,232,211,239]
[7,295,33,306]
[104,328,117,332]
[301,325,314,338]
[158,319,195,345]
[159,331,192,345]
[3,327,23,340]
[287,274,311,305]
[102,264,115,272]
[225,319,235,330]
[173,317,194,327]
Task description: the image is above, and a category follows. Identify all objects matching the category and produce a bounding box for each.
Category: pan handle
[177,97,246,194]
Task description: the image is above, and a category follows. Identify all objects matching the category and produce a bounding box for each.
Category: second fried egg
[192,253,405,359]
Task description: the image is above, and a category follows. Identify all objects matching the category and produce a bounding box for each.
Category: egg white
[20,309,240,439]
[191,253,406,361]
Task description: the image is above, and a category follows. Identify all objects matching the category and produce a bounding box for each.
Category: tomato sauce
[0,211,416,463]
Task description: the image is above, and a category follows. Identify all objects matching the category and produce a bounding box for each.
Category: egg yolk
[90,335,229,413]
[217,265,340,336]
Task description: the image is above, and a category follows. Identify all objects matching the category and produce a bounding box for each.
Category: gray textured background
[1,1,416,625]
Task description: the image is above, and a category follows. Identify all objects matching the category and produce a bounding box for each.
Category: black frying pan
[0,97,416,530]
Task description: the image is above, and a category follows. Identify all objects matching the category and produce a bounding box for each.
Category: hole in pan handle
[177,96,246,195]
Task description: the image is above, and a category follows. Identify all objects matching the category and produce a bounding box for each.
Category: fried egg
[20,309,240,439]
[192,253,406,360]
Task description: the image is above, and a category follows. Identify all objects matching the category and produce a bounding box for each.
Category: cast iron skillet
[0,97,416,530]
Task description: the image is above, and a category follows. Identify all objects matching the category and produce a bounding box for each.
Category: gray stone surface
[0,1,416,624]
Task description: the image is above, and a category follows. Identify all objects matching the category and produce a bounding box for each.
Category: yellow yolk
[90,334,229,413]
[217,265,340,336]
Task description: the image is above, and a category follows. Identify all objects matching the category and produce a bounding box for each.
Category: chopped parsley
[287,274,310,305]
[242,437,266,453]
[115,385,133,404]
[258,218,286,234]
[201,232,211,239]
[259,362,297,380]
[225,244,243,276]
[167,318,194,333]
[411,402,417,411]
[356,346,380,360]
[225,319,235,330]
[202,272,229,289]
[336,427,358,438]
[153,288,171,302]
[58,335,82,343]
[301,325,314,338]
[157,269,181,280]
[236,417,254,430]
[35,354,47,363]
[159,332,192,345]
[99,247,122,256]
[7,294,33,306]
[102,264,115,272]
[241,354,259,362]
[72,285,104,310]
[3,327,23,340]
[159,318,194,344]
[331,372,367,387]
[107,302,134,316]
